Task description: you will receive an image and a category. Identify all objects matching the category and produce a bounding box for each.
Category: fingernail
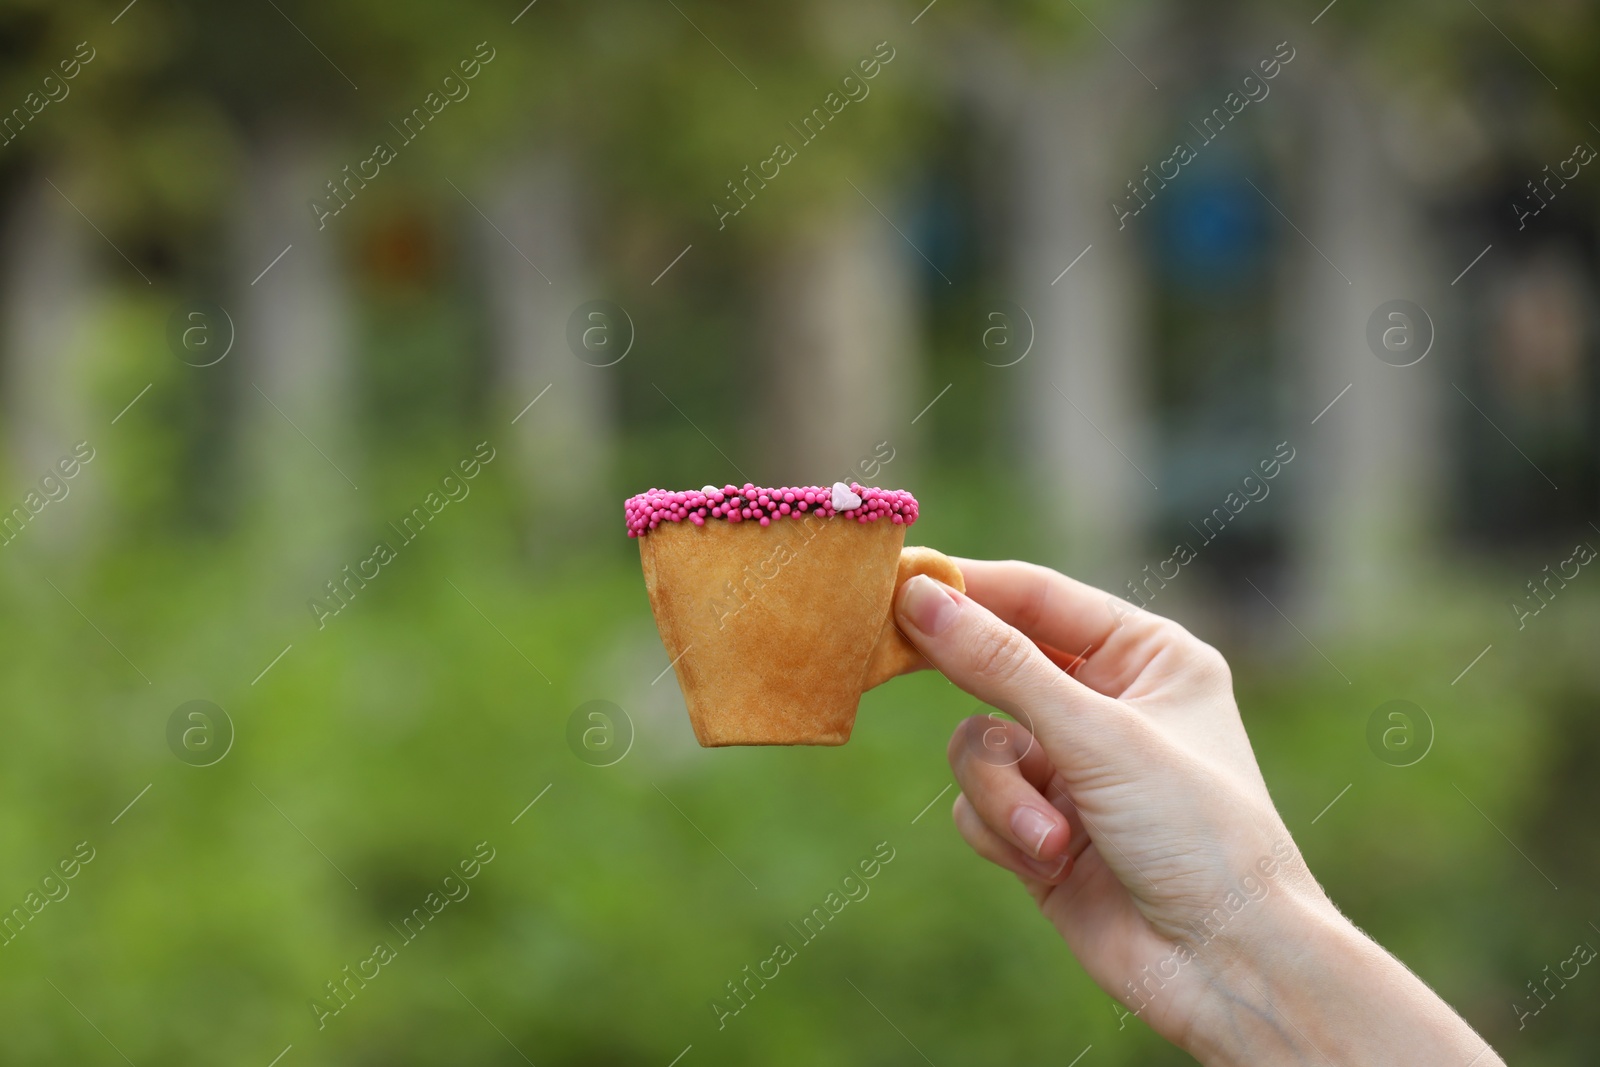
[1026,852,1071,880]
[899,575,959,636]
[1011,806,1057,860]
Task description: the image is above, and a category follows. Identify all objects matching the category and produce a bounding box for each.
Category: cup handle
[861,546,966,692]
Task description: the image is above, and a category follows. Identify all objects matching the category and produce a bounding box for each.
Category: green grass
[1,503,1595,1064]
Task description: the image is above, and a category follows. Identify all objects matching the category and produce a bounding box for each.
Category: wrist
[1184,884,1349,1066]
[1185,882,1500,1067]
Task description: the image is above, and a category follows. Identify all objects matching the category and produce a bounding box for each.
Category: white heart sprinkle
[701,485,718,495]
[831,481,862,511]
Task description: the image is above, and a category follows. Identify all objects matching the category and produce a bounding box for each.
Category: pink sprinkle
[622,484,920,537]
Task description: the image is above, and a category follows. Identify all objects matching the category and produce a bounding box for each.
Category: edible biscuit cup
[629,484,961,746]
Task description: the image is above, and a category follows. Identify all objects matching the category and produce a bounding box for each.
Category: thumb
[894,574,1134,776]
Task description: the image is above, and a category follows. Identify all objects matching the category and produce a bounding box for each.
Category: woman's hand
[894,559,1501,1066]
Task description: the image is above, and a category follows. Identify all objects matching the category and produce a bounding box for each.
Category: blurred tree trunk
[757,196,918,485]
[0,166,101,555]
[235,134,359,594]
[482,154,611,549]
[1006,65,1153,587]
[1284,64,1443,630]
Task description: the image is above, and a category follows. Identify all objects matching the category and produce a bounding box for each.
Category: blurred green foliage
[3,439,1598,1063]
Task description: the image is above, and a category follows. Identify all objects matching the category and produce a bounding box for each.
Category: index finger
[951,558,1143,668]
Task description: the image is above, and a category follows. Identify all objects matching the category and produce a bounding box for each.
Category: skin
[893,559,1504,1066]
